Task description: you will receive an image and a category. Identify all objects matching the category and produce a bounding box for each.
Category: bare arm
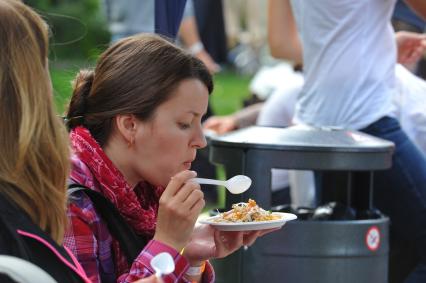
[268,0,302,64]
[404,0,426,19]
[179,13,220,74]
[395,31,426,64]
[203,103,264,134]
[179,16,200,49]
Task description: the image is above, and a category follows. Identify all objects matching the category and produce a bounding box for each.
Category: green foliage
[25,0,49,10]
[50,63,84,114]
[210,71,252,116]
[26,0,110,60]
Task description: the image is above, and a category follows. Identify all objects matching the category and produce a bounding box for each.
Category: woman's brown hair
[66,33,213,146]
[0,0,70,243]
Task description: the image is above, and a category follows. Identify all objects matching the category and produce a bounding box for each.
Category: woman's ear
[114,114,137,146]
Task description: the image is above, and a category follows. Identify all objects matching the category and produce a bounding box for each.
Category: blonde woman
[0,0,92,282]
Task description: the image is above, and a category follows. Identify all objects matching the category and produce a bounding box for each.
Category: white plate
[198,212,297,231]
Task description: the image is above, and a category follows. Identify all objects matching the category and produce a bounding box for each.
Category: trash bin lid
[209,125,395,170]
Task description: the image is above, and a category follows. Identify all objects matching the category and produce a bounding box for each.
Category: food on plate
[215,199,281,223]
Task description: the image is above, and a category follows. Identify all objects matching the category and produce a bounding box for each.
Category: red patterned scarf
[70,126,162,238]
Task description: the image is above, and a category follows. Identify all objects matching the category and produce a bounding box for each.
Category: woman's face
[131,78,209,187]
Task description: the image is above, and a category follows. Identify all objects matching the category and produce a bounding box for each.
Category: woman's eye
[178,123,191,129]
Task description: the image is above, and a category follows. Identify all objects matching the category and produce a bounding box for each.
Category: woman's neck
[103,138,139,188]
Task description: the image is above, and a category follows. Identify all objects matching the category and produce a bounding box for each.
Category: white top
[290,0,397,129]
[254,63,426,205]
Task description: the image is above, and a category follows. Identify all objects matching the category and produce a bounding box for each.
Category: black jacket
[0,193,87,283]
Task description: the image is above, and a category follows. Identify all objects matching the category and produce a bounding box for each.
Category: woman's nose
[192,128,207,149]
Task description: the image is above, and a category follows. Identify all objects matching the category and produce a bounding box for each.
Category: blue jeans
[360,117,426,283]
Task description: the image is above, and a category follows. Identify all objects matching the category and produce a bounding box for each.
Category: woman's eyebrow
[187,110,201,117]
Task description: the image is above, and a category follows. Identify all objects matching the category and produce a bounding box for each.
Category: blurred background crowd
[22,0,426,210]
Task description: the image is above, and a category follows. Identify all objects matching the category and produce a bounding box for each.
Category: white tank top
[291,0,397,129]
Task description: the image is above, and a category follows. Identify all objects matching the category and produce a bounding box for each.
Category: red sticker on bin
[365,226,380,251]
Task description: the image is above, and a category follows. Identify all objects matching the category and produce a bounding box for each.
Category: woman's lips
[183,155,195,170]
[183,161,192,170]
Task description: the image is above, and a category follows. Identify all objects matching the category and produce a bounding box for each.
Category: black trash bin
[253,219,388,283]
[208,125,394,283]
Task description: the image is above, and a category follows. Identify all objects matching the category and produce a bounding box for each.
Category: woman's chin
[183,162,192,170]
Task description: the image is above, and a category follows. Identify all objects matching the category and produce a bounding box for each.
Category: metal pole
[369,171,374,210]
[347,171,352,207]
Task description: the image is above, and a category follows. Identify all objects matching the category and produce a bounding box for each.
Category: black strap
[68,184,148,265]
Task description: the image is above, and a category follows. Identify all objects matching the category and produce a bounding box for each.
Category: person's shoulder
[0,193,32,236]
[0,213,19,254]
[70,154,96,184]
[0,195,56,258]
[67,187,103,229]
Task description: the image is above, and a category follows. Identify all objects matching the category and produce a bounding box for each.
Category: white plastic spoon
[150,252,175,278]
[192,175,252,194]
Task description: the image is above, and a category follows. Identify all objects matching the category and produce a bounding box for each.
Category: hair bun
[66,69,94,129]
[73,69,94,99]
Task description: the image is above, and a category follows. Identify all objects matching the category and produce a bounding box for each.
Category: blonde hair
[0,0,70,243]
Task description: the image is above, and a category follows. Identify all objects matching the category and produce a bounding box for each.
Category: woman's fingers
[243,230,262,246]
[227,231,244,249]
[245,227,282,244]
[161,171,205,212]
[259,227,281,237]
[206,227,283,259]
[163,171,204,207]
[163,170,197,198]
[154,170,205,251]
[220,228,281,252]
[164,171,206,215]
[214,230,244,258]
[188,192,205,213]
[173,181,202,204]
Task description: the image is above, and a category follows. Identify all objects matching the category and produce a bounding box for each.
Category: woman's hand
[202,116,237,135]
[195,50,221,74]
[182,224,278,265]
[396,31,426,65]
[154,171,205,252]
